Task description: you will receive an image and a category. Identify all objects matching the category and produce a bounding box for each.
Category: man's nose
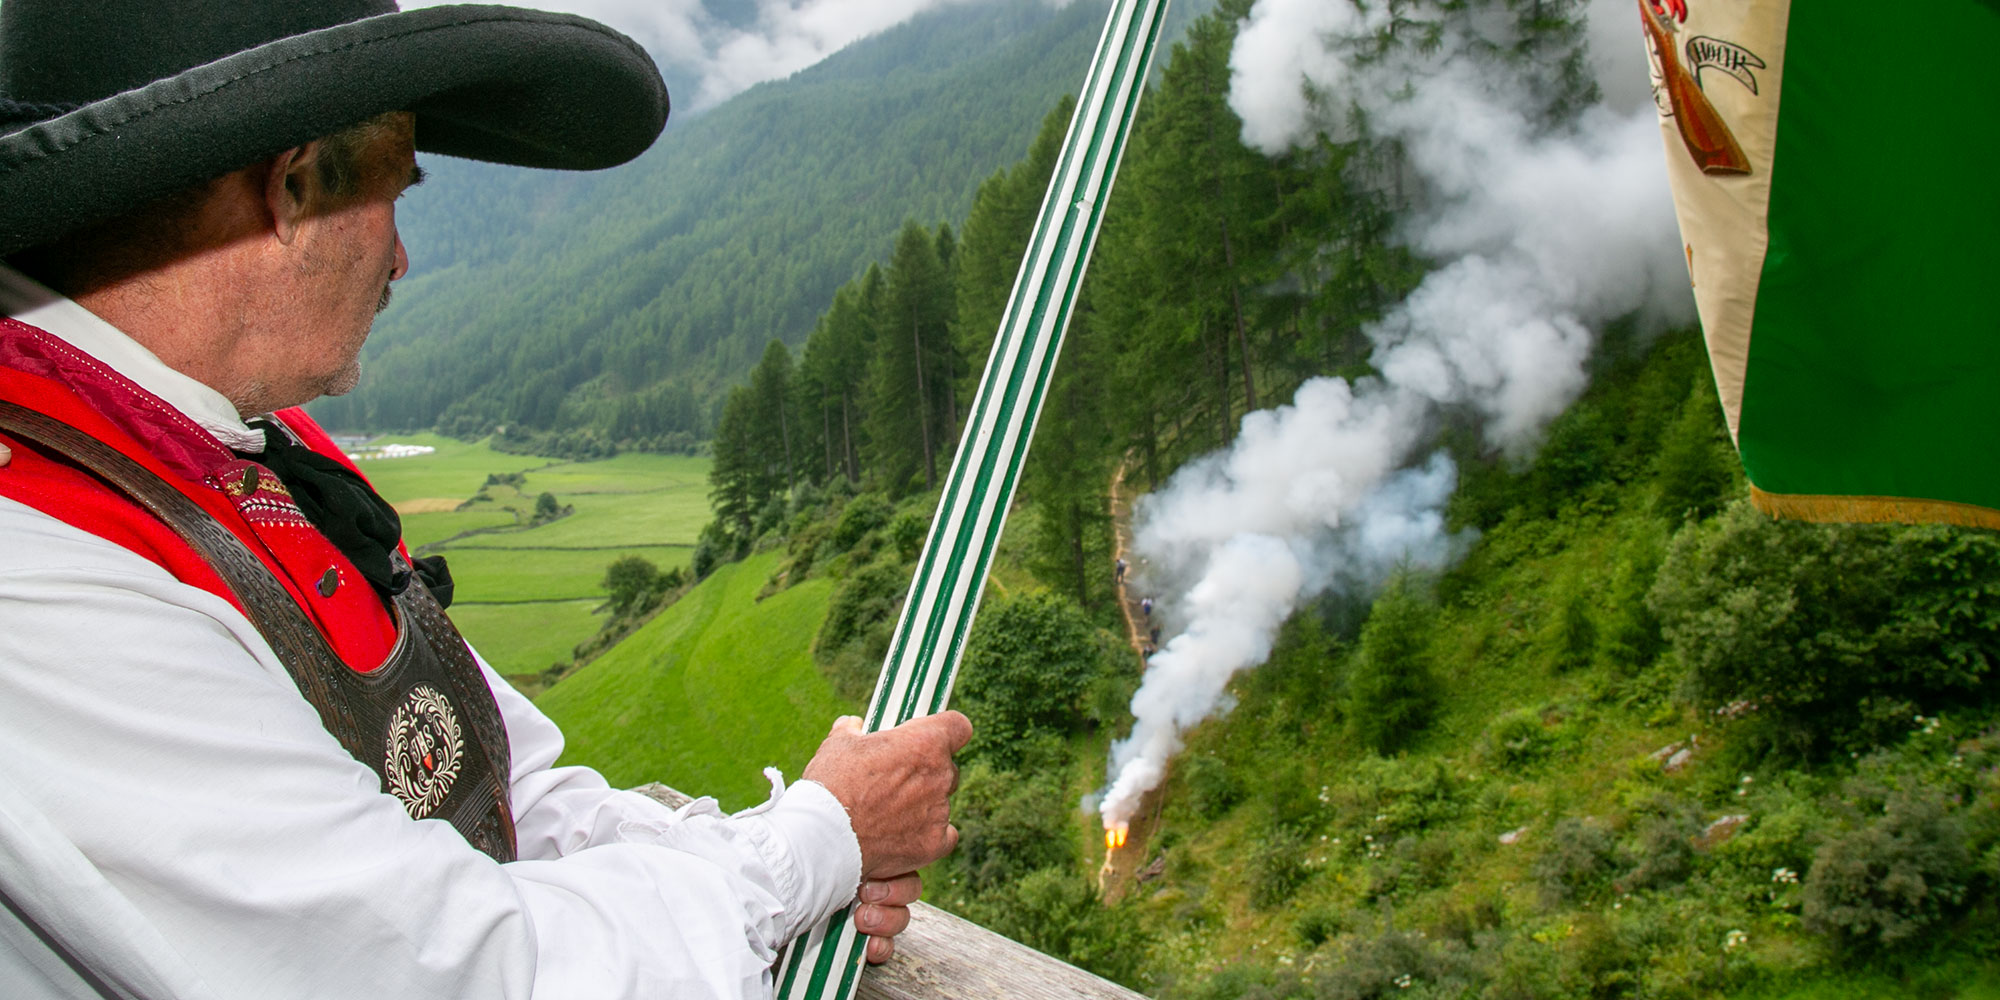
[390,232,409,281]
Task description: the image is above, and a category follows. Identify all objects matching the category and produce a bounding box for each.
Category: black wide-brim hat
[0,0,669,256]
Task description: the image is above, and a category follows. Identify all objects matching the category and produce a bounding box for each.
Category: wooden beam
[632,784,1149,1000]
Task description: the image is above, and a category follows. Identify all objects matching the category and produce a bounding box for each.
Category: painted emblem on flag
[1641,0,1756,175]
[385,684,464,818]
[1685,35,1766,95]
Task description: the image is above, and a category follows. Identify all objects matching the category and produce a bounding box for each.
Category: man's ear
[263,142,323,245]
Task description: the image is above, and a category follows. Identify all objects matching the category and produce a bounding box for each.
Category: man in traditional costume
[0,1,968,996]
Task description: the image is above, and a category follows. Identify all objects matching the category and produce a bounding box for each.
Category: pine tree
[708,385,760,538]
[867,220,956,491]
[748,339,797,497]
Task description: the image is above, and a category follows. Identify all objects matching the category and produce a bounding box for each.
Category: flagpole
[773,0,1172,995]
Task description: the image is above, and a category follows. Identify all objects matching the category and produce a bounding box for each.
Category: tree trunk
[1141,406,1159,489]
[777,395,794,494]
[1218,215,1257,414]
[822,402,835,482]
[1068,497,1089,608]
[842,391,860,483]
[912,306,936,489]
[1210,323,1232,445]
[944,352,958,442]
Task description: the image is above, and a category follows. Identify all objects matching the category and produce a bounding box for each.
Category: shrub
[828,494,891,552]
[1553,592,1597,673]
[1345,577,1441,755]
[815,562,907,682]
[1306,929,1480,1000]
[1534,817,1618,906]
[1184,754,1244,820]
[1250,826,1311,910]
[970,868,1151,986]
[1182,963,1304,1000]
[956,591,1107,765]
[1479,708,1553,768]
[1367,832,1455,901]
[1346,755,1461,836]
[1618,803,1701,893]
[1801,790,1972,950]
[1650,377,1735,522]
[753,494,788,537]
[949,763,1072,893]
[1649,500,2000,758]
[888,509,928,561]
[600,555,661,614]
[1429,897,1502,948]
[1295,906,1345,948]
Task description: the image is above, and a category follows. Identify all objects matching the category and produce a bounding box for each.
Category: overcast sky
[409,0,1027,111]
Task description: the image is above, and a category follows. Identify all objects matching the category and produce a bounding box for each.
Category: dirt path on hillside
[1099,455,1169,904]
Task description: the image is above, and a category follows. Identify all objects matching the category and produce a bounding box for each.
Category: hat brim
[0,4,669,256]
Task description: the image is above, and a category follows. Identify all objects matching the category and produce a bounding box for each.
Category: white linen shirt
[0,266,862,1000]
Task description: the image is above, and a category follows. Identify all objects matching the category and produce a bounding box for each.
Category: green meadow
[535,551,858,810]
[355,433,711,676]
[349,432,545,504]
[432,545,692,603]
[447,599,601,675]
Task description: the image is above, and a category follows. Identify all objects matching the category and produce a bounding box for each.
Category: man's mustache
[377,282,393,314]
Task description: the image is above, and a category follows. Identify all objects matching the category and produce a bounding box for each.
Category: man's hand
[802,712,971,880]
[853,872,922,964]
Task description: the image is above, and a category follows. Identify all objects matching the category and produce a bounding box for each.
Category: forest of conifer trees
[704,0,1465,598]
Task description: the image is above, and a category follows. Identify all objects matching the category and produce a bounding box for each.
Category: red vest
[0,316,397,669]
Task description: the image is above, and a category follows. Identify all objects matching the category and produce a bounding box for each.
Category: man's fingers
[865,934,896,965]
[927,710,972,751]
[938,822,959,858]
[891,710,972,752]
[855,900,912,938]
[860,872,923,907]
[827,715,863,738]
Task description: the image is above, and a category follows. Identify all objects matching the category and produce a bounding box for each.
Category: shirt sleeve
[0,498,860,1000]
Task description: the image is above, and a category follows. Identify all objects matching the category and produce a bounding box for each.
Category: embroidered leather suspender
[0,400,517,862]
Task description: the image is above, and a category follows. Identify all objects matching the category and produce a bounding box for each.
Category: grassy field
[450,599,602,675]
[399,509,519,549]
[350,434,712,675]
[468,492,710,548]
[535,551,859,810]
[441,546,694,603]
[353,433,549,506]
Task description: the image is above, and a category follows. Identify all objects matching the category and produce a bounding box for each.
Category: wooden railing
[634,784,1147,1000]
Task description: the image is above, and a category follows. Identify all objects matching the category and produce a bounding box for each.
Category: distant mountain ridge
[311,0,1128,445]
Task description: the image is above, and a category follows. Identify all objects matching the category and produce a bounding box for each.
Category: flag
[1646,0,2000,527]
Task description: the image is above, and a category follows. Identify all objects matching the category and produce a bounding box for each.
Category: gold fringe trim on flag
[1748,485,2000,530]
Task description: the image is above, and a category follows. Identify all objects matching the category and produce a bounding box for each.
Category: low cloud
[419,0,1051,110]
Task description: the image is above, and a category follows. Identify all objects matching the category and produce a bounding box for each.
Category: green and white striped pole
[772,0,1171,996]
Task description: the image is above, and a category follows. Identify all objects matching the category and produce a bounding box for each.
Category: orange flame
[1104,823,1129,851]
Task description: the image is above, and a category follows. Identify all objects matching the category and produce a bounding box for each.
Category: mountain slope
[311,0,1117,440]
[534,551,851,810]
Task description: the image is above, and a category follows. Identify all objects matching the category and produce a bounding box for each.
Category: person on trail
[0,2,966,997]
[1114,556,1127,582]
[1141,596,1154,617]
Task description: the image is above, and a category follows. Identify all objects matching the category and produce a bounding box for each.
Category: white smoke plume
[1099,1,1693,831]
[410,0,1026,111]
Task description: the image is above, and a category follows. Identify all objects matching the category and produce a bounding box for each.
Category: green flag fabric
[1647,0,2000,527]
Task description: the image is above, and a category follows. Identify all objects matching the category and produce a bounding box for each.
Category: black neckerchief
[235,421,453,608]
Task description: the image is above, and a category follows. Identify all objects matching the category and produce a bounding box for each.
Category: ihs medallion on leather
[385,684,465,818]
